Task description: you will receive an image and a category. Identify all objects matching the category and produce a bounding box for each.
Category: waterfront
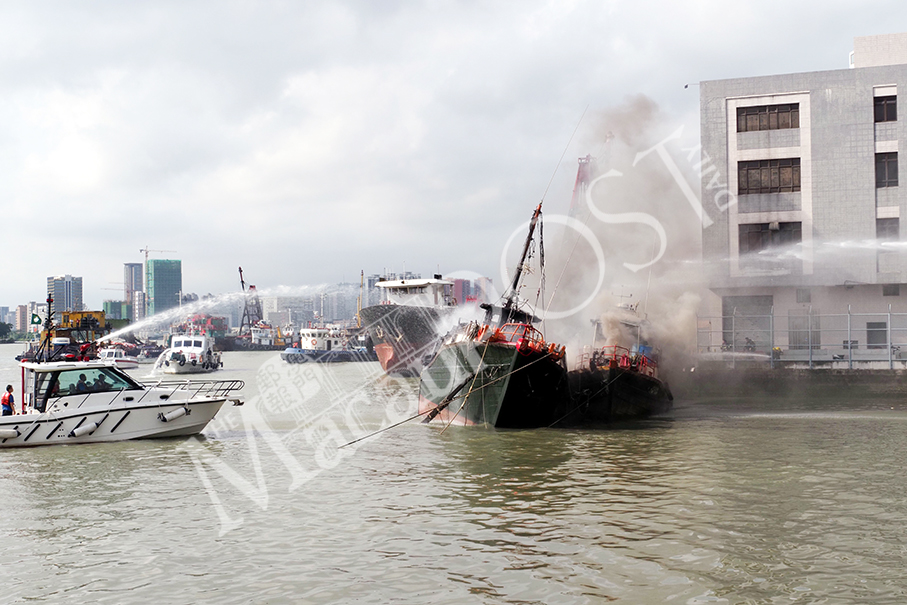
[2,344,907,603]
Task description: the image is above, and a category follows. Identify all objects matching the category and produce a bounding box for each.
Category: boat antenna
[33,296,56,363]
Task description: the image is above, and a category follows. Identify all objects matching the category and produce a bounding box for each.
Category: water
[2,343,907,603]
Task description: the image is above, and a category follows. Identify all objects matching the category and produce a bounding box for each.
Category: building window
[867,321,888,349]
[739,222,802,255]
[883,284,900,296]
[738,158,801,195]
[796,288,811,303]
[875,96,897,122]
[736,104,800,132]
[876,152,898,188]
[877,217,899,241]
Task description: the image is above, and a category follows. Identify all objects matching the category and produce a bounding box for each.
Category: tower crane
[139,246,177,263]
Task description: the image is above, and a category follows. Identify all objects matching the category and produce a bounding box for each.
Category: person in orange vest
[1,385,15,416]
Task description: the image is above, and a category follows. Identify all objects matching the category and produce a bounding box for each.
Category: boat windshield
[44,367,141,399]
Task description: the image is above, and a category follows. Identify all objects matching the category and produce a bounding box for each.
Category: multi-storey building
[700,33,907,352]
[124,262,143,321]
[46,275,83,312]
[145,260,182,317]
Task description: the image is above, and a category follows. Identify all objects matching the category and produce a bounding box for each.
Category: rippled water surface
[2,344,907,603]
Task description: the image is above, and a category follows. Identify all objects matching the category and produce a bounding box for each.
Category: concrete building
[124,262,143,321]
[700,33,907,354]
[47,275,83,312]
[260,296,316,326]
[145,259,182,317]
[15,305,28,332]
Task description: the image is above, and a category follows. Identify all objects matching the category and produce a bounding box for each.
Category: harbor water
[2,343,907,603]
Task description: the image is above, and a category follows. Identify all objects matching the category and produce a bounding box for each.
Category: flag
[30,314,42,325]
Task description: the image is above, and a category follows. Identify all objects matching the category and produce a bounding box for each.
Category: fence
[697,305,907,369]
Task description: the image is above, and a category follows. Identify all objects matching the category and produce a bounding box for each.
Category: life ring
[311,339,317,346]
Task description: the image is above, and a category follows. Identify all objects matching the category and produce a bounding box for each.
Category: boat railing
[141,379,245,399]
[475,322,565,359]
[581,345,659,377]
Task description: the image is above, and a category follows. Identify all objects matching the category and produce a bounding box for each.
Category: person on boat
[76,374,90,392]
[93,374,110,392]
[1,385,16,415]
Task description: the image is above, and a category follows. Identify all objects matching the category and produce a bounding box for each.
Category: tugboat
[418,203,570,427]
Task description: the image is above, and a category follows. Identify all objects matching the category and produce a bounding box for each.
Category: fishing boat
[418,203,571,427]
[97,346,140,370]
[564,304,673,424]
[0,359,243,448]
[360,276,457,377]
[154,334,223,374]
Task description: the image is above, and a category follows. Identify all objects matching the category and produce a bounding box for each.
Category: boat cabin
[376,278,456,307]
[296,328,345,351]
[21,361,142,413]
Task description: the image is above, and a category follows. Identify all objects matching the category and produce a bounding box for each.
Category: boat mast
[33,296,56,362]
[500,202,543,324]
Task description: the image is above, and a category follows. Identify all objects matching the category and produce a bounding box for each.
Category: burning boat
[418,203,571,427]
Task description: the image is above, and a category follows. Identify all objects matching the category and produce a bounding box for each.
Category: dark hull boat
[360,304,449,377]
[565,346,673,425]
[418,196,673,429]
[360,276,456,377]
[419,203,571,428]
[419,322,569,427]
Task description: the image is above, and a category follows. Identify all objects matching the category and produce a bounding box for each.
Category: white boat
[281,326,354,363]
[155,334,223,374]
[98,347,140,370]
[0,359,243,448]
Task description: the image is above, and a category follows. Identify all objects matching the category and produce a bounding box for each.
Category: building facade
[145,259,182,317]
[700,34,907,352]
[124,262,143,321]
[47,275,83,313]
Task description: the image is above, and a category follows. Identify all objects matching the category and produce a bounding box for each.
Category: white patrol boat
[98,347,140,370]
[155,334,223,374]
[0,359,243,448]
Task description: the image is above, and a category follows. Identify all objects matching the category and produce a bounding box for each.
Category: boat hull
[0,399,226,448]
[565,366,673,424]
[161,362,220,374]
[419,340,569,428]
[361,304,451,377]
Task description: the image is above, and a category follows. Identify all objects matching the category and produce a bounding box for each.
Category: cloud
[2,0,907,311]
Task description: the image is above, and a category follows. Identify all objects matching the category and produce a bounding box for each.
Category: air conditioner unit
[769,221,780,231]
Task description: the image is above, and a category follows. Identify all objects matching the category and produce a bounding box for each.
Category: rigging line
[341,347,558,447]
[546,365,630,428]
[338,406,436,449]
[543,200,597,318]
[434,350,559,430]
[540,105,589,204]
[440,327,493,435]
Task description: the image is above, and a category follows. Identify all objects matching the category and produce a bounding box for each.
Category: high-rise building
[146,260,182,316]
[699,33,907,351]
[47,275,83,312]
[124,263,143,321]
[15,305,28,331]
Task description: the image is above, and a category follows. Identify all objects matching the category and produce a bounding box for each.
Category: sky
[2,0,907,311]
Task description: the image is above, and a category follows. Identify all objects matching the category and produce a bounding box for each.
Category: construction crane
[139,246,177,263]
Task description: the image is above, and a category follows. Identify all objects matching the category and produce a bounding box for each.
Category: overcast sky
[2,1,906,310]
